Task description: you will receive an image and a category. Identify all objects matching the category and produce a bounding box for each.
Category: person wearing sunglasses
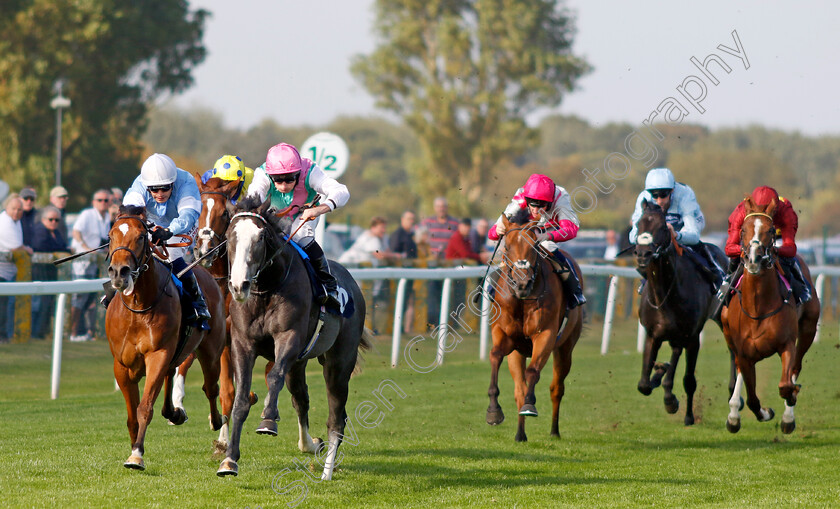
[487,173,586,309]
[247,143,349,309]
[629,167,724,293]
[30,206,68,338]
[114,153,210,327]
[200,154,255,204]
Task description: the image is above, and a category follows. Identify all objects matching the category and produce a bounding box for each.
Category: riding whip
[52,243,110,265]
[176,240,227,279]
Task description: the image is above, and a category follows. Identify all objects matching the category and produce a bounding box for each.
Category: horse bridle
[503,224,546,300]
[198,190,232,260]
[228,211,292,293]
[109,215,173,313]
[737,212,790,319]
[635,224,677,309]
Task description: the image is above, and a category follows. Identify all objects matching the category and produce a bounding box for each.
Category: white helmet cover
[140,153,177,187]
[644,167,675,190]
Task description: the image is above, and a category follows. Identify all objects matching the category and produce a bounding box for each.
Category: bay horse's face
[634,199,671,271]
[226,200,275,302]
[196,176,239,266]
[741,198,777,275]
[501,215,542,299]
[107,212,150,296]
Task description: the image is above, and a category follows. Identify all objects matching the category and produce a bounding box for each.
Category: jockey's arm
[167,184,201,235]
[674,189,702,245]
[628,191,647,244]
[300,165,349,221]
[776,200,799,258]
[724,205,744,258]
[544,192,580,242]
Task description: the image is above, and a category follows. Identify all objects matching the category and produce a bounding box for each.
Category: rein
[228,211,291,294]
[109,215,173,314]
[503,224,550,301]
[737,214,790,320]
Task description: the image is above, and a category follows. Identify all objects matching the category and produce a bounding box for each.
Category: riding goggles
[525,198,551,209]
[270,173,300,184]
[649,189,671,199]
[148,184,173,193]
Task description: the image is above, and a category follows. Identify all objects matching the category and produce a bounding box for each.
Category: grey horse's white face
[228,217,264,302]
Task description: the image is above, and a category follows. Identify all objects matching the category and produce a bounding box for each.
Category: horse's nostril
[119,266,130,279]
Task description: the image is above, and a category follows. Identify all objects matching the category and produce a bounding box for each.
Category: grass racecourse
[2,316,840,508]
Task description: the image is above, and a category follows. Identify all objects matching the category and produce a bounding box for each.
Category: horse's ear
[194,171,204,189]
[765,198,778,218]
[744,196,756,213]
[641,198,649,210]
[258,197,272,215]
[501,214,510,229]
[221,178,240,196]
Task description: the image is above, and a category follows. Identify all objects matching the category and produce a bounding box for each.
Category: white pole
[637,321,646,353]
[435,278,453,366]
[391,278,407,367]
[479,278,492,361]
[814,273,826,343]
[600,276,620,355]
[51,293,67,400]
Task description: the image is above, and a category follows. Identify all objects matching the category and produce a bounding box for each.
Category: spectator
[604,229,619,260]
[421,197,459,329]
[0,195,33,342]
[30,206,68,338]
[110,187,124,207]
[338,216,397,266]
[445,218,482,263]
[414,226,431,261]
[469,218,493,257]
[69,189,111,342]
[49,186,70,247]
[19,187,38,248]
[389,210,418,333]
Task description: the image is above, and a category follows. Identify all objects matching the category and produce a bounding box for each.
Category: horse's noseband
[228,211,289,289]
[109,216,152,279]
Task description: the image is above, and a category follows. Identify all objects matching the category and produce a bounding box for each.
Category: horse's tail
[351,327,375,378]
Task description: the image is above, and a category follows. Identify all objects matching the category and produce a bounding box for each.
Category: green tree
[0,0,207,210]
[351,0,590,215]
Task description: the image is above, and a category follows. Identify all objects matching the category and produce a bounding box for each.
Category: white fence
[2,264,839,399]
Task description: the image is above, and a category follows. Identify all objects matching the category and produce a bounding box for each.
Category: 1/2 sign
[301,132,349,179]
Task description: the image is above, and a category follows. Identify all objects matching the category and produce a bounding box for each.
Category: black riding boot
[700,243,725,290]
[100,281,117,309]
[302,239,341,309]
[180,269,212,323]
[780,256,811,304]
[710,258,742,320]
[552,251,586,310]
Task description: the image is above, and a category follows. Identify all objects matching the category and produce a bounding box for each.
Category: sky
[171,1,840,137]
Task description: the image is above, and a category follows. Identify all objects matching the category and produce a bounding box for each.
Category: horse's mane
[509,207,531,225]
[233,195,294,237]
[119,204,146,217]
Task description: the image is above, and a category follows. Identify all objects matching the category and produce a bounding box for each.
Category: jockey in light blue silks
[246,143,349,308]
[110,153,211,326]
[629,167,725,291]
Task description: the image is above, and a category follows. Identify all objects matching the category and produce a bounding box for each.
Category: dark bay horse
[486,210,584,442]
[105,206,226,470]
[634,199,727,425]
[722,197,820,433]
[217,197,371,479]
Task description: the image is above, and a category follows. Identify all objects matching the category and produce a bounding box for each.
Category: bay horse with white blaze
[105,206,226,470]
[486,209,583,442]
[634,199,728,425]
[722,197,820,433]
[217,196,371,479]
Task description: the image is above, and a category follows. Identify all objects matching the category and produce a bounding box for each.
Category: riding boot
[100,281,117,309]
[551,251,586,309]
[780,256,811,304]
[701,243,726,289]
[710,259,742,321]
[301,239,341,309]
[180,270,212,323]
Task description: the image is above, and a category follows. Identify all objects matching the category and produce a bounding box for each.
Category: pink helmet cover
[522,174,555,202]
[265,143,312,175]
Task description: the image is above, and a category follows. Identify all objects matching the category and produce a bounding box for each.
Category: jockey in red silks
[488,173,586,309]
[718,185,811,306]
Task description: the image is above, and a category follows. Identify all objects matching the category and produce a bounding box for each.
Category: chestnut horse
[217,197,371,479]
[634,199,728,425]
[105,207,226,470]
[722,197,820,433]
[486,209,583,442]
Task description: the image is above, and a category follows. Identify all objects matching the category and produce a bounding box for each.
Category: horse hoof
[684,414,695,426]
[217,458,238,477]
[249,391,259,406]
[637,383,653,396]
[486,407,505,426]
[650,363,669,388]
[209,413,223,431]
[781,420,796,434]
[759,408,775,422]
[167,408,187,426]
[124,455,145,471]
[726,419,741,433]
[664,396,679,414]
[514,431,528,442]
[518,404,538,417]
[256,419,277,436]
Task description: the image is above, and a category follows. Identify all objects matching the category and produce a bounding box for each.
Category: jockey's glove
[535,232,549,243]
[151,228,174,245]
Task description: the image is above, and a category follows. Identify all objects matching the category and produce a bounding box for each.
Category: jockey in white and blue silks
[116,153,211,325]
[629,167,724,289]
